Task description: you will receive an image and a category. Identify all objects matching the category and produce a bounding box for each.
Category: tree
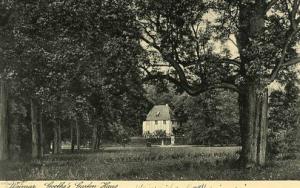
[0,1,21,161]
[2,1,66,157]
[1,1,82,158]
[137,0,300,167]
[18,0,149,151]
[268,78,300,158]
[30,99,39,158]
[176,90,240,146]
[0,80,8,160]
[0,0,150,156]
[145,83,240,145]
[107,122,130,147]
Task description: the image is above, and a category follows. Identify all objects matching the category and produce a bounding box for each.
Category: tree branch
[228,37,238,48]
[143,72,239,95]
[140,20,240,95]
[140,35,161,52]
[290,0,300,30]
[221,58,241,67]
[141,35,196,92]
[142,73,197,95]
[280,56,300,67]
[270,28,300,81]
[141,33,240,94]
[201,82,240,94]
[265,0,280,13]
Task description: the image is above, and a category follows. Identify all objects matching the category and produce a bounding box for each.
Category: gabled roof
[146,104,175,121]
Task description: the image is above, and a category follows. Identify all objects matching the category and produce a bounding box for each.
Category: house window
[156,111,160,117]
[155,120,158,125]
[163,120,166,124]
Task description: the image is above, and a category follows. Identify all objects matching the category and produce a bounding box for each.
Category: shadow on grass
[0,147,299,180]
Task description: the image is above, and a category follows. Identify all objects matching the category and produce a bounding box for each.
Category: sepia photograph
[0,0,300,183]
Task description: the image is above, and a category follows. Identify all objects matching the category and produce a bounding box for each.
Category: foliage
[136,0,300,167]
[152,130,167,138]
[143,131,153,138]
[106,122,130,145]
[145,83,240,145]
[2,0,300,171]
[143,130,167,145]
[179,90,240,145]
[268,80,300,159]
[1,0,151,154]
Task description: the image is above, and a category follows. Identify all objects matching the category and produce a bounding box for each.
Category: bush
[107,122,130,145]
[267,82,300,160]
[267,131,287,159]
[267,130,298,160]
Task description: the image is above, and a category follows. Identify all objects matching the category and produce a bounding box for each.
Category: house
[142,104,178,136]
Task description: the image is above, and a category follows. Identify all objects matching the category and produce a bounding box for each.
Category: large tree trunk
[31,99,39,159]
[239,83,269,168]
[75,117,80,151]
[0,80,8,161]
[257,89,268,165]
[70,121,75,153]
[239,84,257,167]
[92,123,97,151]
[236,2,269,168]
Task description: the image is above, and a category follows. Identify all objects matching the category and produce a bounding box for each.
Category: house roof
[146,104,175,121]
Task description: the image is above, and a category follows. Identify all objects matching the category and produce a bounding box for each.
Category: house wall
[142,120,176,136]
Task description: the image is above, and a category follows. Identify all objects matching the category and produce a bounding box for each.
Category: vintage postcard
[0,0,299,187]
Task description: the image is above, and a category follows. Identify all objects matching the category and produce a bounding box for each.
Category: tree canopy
[136,0,300,167]
[0,0,300,168]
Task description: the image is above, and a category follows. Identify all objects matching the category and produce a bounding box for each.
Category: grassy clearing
[0,146,299,180]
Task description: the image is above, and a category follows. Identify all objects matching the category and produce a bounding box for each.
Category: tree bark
[0,80,8,161]
[236,2,269,168]
[70,121,75,153]
[31,99,39,159]
[75,117,80,151]
[239,83,269,168]
[239,84,257,167]
[257,89,268,165]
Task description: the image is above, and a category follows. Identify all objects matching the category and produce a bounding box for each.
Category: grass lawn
[0,146,299,180]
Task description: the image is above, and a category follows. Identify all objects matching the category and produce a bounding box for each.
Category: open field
[0,146,299,180]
